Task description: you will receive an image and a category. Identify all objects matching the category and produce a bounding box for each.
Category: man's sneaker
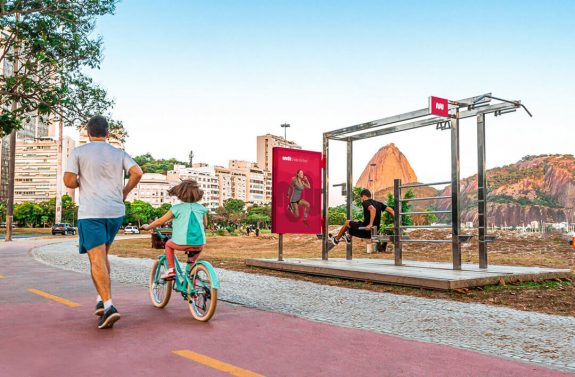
[94,301,104,316]
[161,268,176,280]
[342,233,352,244]
[327,236,339,252]
[98,306,121,329]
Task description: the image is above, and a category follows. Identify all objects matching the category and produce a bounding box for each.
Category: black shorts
[348,221,371,239]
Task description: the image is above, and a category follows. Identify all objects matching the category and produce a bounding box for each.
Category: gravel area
[32,239,575,373]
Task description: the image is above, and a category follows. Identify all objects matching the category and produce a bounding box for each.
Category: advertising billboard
[271,147,322,234]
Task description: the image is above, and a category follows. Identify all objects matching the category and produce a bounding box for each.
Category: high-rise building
[11,137,75,203]
[257,133,301,172]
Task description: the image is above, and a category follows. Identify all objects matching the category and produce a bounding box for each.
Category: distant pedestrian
[64,115,143,329]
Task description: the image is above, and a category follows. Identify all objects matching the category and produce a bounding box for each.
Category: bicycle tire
[188,263,217,322]
[149,260,172,308]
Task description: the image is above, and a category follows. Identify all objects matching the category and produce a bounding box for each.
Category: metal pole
[451,111,462,270]
[321,135,329,260]
[346,140,353,260]
[278,234,283,261]
[477,113,488,268]
[393,179,402,266]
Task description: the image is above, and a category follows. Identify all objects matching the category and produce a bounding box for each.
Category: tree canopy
[133,153,188,174]
[0,0,124,137]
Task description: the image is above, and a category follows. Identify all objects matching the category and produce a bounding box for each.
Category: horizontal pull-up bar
[328,100,524,141]
[401,239,451,243]
[400,210,451,215]
[324,93,492,138]
[401,225,452,229]
[400,181,451,188]
[400,195,451,202]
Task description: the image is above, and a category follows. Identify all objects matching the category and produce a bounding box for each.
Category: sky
[76,0,575,204]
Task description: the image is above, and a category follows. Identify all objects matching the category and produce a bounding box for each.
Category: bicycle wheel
[188,263,217,322]
[149,260,172,308]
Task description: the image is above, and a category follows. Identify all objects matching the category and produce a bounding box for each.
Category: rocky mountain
[357,145,575,226]
[355,143,418,193]
[435,154,575,226]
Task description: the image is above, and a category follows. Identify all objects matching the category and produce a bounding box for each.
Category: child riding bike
[142,180,208,280]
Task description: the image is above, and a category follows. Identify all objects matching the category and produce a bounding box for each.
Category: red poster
[272,147,322,234]
[429,96,449,117]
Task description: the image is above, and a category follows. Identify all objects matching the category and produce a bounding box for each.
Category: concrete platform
[245,258,572,290]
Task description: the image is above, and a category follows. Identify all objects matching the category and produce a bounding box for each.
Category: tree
[328,206,347,225]
[133,153,187,174]
[130,200,155,227]
[0,0,124,137]
[423,207,438,225]
[382,190,414,228]
[0,201,6,222]
[13,201,43,227]
[246,205,271,228]
[154,203,172,219]
[223,199,245,214]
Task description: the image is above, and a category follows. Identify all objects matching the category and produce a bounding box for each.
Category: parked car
[123,225,140,234]
[51,223,77,235]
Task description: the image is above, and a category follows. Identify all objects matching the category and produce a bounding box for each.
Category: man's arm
[123,164,144,201]
[366,205,376,229]
[63,172,80,189]
[385,206,395,217]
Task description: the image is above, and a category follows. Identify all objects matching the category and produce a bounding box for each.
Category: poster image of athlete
[286,169,311,225]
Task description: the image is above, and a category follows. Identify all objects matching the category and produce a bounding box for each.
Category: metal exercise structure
[322,93,531,270]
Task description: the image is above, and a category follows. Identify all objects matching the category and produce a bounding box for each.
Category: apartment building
[125,173,177,207]
[11,137,75,203]
[256,133,301,172]
[167,164,219,212]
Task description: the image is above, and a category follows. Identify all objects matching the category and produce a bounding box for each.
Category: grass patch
[483,279,572,292]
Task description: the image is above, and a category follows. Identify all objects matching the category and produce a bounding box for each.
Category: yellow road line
[173,350,265,377]
[28,288,81,308]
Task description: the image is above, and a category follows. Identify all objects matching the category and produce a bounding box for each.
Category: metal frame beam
[324,93,492,139]
[329,102,519,142]
[477,113,488,268]
[346,140,353,260]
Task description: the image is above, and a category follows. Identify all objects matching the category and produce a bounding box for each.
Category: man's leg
[87,244,111,302]
[335,220,351,240]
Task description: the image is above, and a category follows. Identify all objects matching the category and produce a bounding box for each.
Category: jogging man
[64,115,143,329]
[328,188,394,251]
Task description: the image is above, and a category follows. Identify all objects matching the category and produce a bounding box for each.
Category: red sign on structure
[271,147,322,235]
[429,96,449,117]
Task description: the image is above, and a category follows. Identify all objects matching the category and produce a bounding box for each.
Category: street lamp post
[280,123,290,140]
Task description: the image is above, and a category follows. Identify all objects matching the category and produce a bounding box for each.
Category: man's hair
[360,189,372,198]
[168,179,204,203]
[87,115,109,137]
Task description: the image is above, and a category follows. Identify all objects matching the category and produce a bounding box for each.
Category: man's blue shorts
[77,217,124,254]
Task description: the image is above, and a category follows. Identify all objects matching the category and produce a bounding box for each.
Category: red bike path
[0,240,571,377]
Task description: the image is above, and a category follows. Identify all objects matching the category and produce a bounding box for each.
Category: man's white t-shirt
[66,141,137,219]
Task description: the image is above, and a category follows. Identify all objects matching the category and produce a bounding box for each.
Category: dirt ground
[110,230,575,316]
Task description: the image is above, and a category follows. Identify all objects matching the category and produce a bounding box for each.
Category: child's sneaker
[161,268,176,280]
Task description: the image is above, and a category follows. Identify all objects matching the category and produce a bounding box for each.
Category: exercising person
[286,169,311,224]
[64,115,143,329]
[328,188,394,251]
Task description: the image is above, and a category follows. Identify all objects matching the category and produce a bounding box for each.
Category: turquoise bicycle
[148,229,219,322]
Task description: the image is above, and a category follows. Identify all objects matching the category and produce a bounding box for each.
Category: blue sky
[81,0,574,200]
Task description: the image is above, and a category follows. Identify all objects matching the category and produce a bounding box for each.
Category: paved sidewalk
[30,238,575,373]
